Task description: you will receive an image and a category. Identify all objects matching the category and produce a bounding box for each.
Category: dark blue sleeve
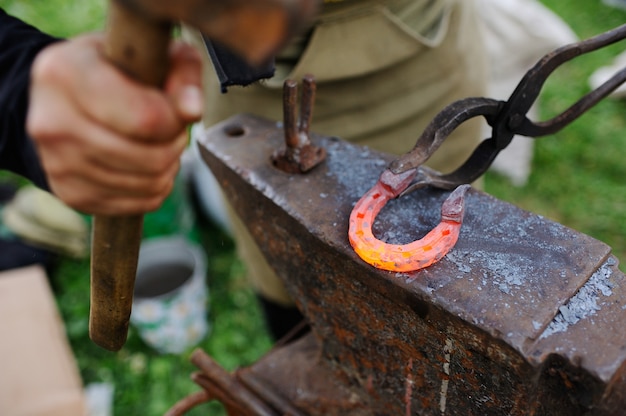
[0,9,60,189]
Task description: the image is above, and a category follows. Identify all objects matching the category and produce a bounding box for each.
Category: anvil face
[197,114,626,415]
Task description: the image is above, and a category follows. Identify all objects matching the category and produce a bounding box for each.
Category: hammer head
[117,0,320,65]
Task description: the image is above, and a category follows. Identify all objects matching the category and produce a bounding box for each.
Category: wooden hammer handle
[89,1,172,351]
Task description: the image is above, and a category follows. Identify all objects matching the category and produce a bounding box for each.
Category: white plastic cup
[130,237,209,354]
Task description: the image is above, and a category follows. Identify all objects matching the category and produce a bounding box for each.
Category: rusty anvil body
[196,114,626,415]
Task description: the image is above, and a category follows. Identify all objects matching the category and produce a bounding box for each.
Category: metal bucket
[130,236,209,354]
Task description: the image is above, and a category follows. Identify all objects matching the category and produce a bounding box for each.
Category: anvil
[193,113,626,415]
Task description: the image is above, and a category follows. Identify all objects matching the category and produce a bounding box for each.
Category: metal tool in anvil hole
[272,74,326,173]
[349,22,626,273]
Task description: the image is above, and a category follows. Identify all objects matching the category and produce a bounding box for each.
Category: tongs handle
[493,22,626,143]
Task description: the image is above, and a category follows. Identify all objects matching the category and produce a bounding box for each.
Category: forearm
[0,9,60,188]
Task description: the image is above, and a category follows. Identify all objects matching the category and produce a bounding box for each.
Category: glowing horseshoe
[348,168,470,272]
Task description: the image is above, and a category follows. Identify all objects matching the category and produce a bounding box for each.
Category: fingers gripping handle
[89,1,171,351]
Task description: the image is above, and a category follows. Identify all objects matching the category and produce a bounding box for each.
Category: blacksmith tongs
[388,22,626,193]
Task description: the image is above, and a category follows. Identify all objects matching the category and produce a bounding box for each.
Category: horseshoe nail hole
[223,124,246,137]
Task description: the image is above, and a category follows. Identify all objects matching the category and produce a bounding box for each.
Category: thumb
[166,41,204,122]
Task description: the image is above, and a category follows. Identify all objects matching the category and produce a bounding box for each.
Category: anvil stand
[167,88,626,415]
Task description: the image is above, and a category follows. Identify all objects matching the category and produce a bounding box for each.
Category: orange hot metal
[348,168,470,272]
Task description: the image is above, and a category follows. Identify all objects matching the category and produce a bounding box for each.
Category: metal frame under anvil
[178,113,626,415]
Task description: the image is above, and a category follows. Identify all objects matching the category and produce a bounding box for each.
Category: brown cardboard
[0,265,86,416]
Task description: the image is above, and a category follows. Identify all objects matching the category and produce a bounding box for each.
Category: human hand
[26,33,203,215]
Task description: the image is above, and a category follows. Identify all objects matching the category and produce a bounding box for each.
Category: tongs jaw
[390,22,626,194]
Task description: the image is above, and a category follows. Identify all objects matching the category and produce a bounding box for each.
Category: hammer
[89,0,318,351]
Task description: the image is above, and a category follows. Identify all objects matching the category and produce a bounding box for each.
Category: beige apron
[185,0,488,305]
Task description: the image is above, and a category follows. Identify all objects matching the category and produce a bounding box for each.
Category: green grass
[2,1,626,414]
[0,0,106,36]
